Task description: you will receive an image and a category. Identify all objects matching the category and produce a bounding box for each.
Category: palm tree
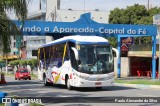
[0,0,29,54]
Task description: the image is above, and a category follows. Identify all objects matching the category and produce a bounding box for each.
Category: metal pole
[152,35,156,79]
[5,55,8,74]
[117,36,121,78]
[158,27,160,81]
[84,0,85,13]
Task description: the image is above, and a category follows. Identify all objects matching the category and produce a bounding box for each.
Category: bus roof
[40,35,109,48]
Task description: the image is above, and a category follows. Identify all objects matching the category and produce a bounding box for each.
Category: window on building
[23,41,26,46]
[32,50,38,56]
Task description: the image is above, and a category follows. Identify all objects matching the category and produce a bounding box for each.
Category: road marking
[137,94,158,97]
[58,95,72,97]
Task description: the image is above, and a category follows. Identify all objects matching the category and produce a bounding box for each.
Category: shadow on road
[3,80,42,85]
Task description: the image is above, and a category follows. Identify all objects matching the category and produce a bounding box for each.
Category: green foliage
[27,60,32,66]
[115,79,160,85]
[26,59,37,67]
[8,59,37,68]
[106,37,117,48]
[9,60,19,66]
[0,103,5,106]
[0,60,5,63]
[9,61,15,66]
[0,0,29,54]
[19,60,27,66]
[109,4,160,46]
[31,59,38,67]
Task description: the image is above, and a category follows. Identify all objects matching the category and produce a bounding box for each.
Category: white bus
[37,35,118,90]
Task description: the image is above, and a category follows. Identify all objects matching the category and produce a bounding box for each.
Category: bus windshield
[77,44,114,74]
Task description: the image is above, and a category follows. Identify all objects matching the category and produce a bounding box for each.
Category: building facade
[23,0,110,59]
[0,36,24,60]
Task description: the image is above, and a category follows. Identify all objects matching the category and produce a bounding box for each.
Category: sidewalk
[115,77,160,89]
[115,83,160,89]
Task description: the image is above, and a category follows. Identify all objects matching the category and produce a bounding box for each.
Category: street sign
[153,14,160,25]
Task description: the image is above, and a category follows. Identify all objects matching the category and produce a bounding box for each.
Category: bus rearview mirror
[71,47,79,60]
[112,48,119,59]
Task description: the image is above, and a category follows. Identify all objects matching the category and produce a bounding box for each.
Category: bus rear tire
[66,77,72,90]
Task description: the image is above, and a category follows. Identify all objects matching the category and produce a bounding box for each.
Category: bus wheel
[44,76,50,86]
[66,77,72,90]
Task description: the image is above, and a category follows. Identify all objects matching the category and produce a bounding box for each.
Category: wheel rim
[44,77,47,85]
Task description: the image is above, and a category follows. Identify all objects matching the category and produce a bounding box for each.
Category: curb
[115,83,160,89]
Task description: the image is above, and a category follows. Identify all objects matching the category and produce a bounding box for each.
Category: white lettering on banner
[44,27,50,32]
[127,29,136,34]
[53,26,95,33]
[16,25,148,35]
[18,25,42,32]
[99,27,125,34]
[53,26,59,32]
[138,29,146,34]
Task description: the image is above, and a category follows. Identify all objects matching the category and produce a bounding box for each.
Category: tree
[0,0,28,54]
[109,4,160,46]
[9,60,19,67]
[19,60,27,67]
[27,59,37,74]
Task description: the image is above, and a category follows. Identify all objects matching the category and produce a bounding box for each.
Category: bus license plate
[95,82,101,85]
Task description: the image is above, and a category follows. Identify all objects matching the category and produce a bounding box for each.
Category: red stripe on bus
[70,73,72,79]
[61,77,65,80]
[47,78,52,83]
[51,71,58,75]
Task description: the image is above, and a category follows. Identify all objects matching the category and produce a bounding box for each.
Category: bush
[31,59,38,67]
[19,60,27,67]
[9,60,20,67]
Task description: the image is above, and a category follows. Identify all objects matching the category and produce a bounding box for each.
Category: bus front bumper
[71,78,114,87]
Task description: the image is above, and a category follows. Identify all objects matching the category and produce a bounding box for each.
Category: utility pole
[147,0,150,10]
[158,26,160,81]
[84,0,85,13]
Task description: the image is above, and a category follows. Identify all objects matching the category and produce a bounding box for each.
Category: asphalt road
[1,76,160,106]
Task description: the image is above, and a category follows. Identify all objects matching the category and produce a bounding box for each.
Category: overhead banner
[13,13,157,36]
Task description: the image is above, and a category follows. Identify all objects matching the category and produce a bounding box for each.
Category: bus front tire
[44,76,50,86]
[66,77,72,90]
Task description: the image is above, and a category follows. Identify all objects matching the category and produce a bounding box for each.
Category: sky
[8,0,160,19]
[28,0,160,13]
[60,0,160,11]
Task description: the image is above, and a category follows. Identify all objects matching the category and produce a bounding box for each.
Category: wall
[114,57,130,77]
[128,44,159,57]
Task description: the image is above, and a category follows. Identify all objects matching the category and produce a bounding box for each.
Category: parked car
[15,68,31,80]
[4,66,14,71]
